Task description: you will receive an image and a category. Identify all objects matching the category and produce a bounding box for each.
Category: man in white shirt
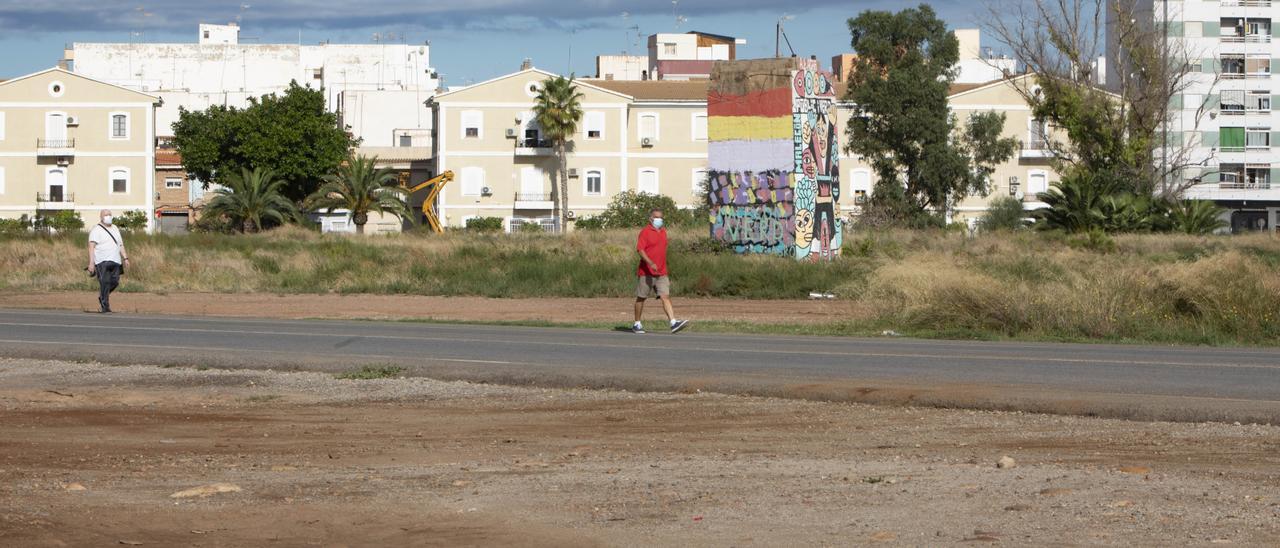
[87,210,129,313]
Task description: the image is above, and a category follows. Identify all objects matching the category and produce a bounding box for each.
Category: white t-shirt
[89,224,124,265]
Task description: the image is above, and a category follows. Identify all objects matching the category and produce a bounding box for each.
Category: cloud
[0,0,857,32]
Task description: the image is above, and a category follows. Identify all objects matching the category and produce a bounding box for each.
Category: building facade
[0,68,156,229]
[1122,0,1280,232]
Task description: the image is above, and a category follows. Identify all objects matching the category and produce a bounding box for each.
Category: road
[0,308,1277,422]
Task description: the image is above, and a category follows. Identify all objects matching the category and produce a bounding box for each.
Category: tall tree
[532,76,585,231]
[203,167,300,233]
[173,82,359,203]
[984,0,1213,198]
[305,155,410,234]
[845,5,1018,223]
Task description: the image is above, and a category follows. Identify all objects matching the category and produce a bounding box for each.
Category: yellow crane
[402,171,454,233]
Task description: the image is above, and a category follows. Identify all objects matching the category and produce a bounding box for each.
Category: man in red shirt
[634,208,689,334]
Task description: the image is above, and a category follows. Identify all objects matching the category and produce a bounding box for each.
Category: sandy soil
[1,358,1277,546]
[0,292,865,325]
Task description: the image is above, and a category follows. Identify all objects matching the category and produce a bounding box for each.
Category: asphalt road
[1,308,1277,422]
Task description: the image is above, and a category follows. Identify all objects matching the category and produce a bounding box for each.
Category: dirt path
[0,292,865,325]
[1,358,1277,546]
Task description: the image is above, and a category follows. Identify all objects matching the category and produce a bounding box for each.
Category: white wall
[340,89,434,147]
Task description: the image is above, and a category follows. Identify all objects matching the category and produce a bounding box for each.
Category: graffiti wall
[707,58,841,260]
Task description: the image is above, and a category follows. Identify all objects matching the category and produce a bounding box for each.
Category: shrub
[33,211,84,233]
[1169,200,1227,235]
[516,221,544,233]
[596,191,697,229]
[574,216,606,231]
[114,210,150,232]
[190,212,236,234]
[980,196,1027,231]
[465,216,504,232]
[0,215,31,236]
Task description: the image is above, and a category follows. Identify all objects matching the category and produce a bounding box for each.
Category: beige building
[429,68,708,230]
[0,68,157,228]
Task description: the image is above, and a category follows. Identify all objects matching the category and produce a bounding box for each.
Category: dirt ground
[0,292,865,325]
[1,359,1277,546]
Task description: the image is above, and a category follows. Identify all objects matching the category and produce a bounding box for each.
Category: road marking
[0,319,1278,372]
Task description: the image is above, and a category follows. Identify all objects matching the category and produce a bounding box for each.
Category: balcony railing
[1219,182,1272,190]
[1221,0,1272,7]
[37,138,75,148]
[514,192,552,202]
[514,138,554,156]
[36,191,75,203]
[1221,35,1272,44]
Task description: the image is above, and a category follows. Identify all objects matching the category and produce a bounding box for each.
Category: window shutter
[1220,127,1245,148]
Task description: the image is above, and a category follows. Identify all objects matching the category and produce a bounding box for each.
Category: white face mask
[651,218,664,229]
[102,216,113,226]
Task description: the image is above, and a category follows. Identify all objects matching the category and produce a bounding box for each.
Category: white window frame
[692,168,708,194]
[460,166,485,197]
[109,167,131,195]
[45,167,67,198]
[691,112,708,141]
[584,111,606,140]
[584,168,605,196]
[165,177,183,189]
[108,111,130,140]
[638,112,660,143]
[1246,127,1271,149]
[638,168,659,194]
[461,110,483,139]
[1027,169,1049,195]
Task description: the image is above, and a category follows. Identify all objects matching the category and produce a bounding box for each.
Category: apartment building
[0,68,157,228]
[1118,0,1280,232]
[596,31,745,81]
[428,67,708,230]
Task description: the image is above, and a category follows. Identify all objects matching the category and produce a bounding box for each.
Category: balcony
[514,138,554,156]
[1020,139,1052,159]
[1222,1,1272,7]
[514,191,554,210]
[36,138,75,157]
[35,191,75,209]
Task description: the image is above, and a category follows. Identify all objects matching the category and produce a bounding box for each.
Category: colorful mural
[707,58,841,261]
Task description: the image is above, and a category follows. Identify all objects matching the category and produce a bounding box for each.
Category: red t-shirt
[636,225,668,277]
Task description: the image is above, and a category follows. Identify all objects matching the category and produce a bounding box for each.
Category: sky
[0,1,983,86]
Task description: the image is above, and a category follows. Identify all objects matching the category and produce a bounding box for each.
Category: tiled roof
[832,80,1002,100]
[588,79,710,101]
[156,150,183,167]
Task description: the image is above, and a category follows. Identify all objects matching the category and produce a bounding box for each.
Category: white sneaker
[632,323,646,334]
[670,320,689,334]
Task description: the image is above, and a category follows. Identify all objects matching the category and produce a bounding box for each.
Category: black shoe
[670,320,689,334]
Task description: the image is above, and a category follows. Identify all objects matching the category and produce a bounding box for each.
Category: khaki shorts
[636,275,671,299]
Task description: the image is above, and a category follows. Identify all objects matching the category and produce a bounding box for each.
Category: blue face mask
[651,218,664,229]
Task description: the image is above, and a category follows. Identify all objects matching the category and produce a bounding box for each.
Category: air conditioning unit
[641,137,654,147]
[57,157,70,167]
[65,116,78,126]
[566,210,576,219]
[505,128,517,138]
[568,168,579,178]
[481,186,492,196]
[854,194,867,205]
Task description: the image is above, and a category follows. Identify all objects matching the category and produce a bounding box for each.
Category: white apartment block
[1117,0,1280,232]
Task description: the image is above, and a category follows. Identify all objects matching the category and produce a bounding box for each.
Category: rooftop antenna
[621,11,631,53]
[775,14,796,58]
[671,0,680,30]
[236,4,250,24]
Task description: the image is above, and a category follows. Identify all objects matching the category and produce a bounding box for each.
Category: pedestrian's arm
[87,240,96,271]
[637,248,657,270]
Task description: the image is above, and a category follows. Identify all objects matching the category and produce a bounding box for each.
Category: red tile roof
[155,150,183,167]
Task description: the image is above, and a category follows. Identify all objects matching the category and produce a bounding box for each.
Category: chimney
[520,58,533,71]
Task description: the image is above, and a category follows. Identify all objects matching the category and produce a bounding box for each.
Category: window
[692,113,708,141]
[461,110,483,139]
[584,111,605,139]
[1245,56,1271,75]
[692,169,708,194]
[638,168,659,194]
[585,169,603,196]
[1221,127,1246,150]
[1222,90,1246,114]
[165,178,183,189]
[110,168,129,194]
[460,166,484,196]
[1222,56,1245,77]
[399,134,413,147]
[110,113,129,139]
[1028,170,1049,195]
[1248,92,1271,112]
[638,113,659,142]
[663,43,677,56]
[1246,128,1270,148]
[203,30,210,39]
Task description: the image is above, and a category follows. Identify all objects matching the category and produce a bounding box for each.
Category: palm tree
[203,167,300,233]
[305,155,410,234]
[533,75,585,231]
[1169,200,1227,235]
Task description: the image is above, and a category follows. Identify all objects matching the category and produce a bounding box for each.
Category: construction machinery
[402,171,454,233]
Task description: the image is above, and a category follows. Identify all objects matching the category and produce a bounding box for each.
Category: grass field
[5,226,1280,346]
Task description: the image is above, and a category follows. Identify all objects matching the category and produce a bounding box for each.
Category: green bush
[980,196,1027,231]
[574,216,606,231]
[595,191,697,229]
[190,212,236,234]
[33,211,84,233]
[0,215,31,236]
[114,210,150,232]
[465,217,504,232]
[1170,200,1227,235]
[516,221,544,233]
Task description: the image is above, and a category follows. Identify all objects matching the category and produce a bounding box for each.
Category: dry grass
[6,227,1280,345]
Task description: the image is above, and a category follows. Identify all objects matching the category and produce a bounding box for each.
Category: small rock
[63,483,87,492]
[997,456,1016,469]
[169,483,242,499]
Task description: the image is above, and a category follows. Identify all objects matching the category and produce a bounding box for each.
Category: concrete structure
[0,68,157,229]
[428,68,709,230]
[594,31,744,82]
[595,55,647,81]
[1116,0,1280,232]
[154,149,194,233]
[830,29,1016,87]
[831,54,857,83]
[707,58,842,260]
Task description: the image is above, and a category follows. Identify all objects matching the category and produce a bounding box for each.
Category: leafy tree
[305,155,409,234]
[1169,200,1227,235]
[34,211,83,233]
[1034,173,1108,233]
[979,196,1027,231]
[844,5,1017,222]
[532,76,585,231]
[203,167,300,233]
[113,210,150,232]
[595,191,696,229]
[0,215,32,236]
[173,82,358,202]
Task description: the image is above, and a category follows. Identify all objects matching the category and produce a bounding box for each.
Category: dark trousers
[95,261,120,312]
